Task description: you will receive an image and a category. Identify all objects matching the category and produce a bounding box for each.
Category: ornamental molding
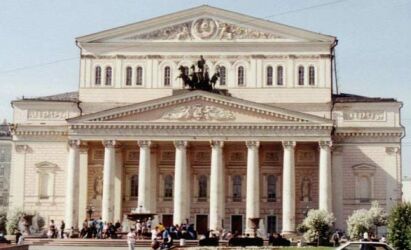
[82,54,320,60]
[15,144,32,153]
[138,140,152,148]
[342,111,386,122]
[385,147,400,154]
[124,18,284,41]
[162,104,235,121]
[27,110,70,121]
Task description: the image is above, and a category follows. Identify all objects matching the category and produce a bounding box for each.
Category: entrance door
[267,216,277,234]
[196,215,208,236]
[231,215,243,235]
[162,214,173,228]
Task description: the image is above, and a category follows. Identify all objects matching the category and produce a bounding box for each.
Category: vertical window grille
[136,66,143,85]
[164,66,171,86]
[277,66,284,86]
[298,66,305,86]
[267,175,276,201]
[105,66,112,86]
[309,66,315,85]
[95,66,101,85]
[233,175,242,202]
[237,66,245,86]
[267,66,273,86]
[130,175,139,197]
[219,66,226,85]
[164,175,173,199]
[126,67,132,86]
[198,175,207,200]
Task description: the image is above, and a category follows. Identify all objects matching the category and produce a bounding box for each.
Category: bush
[6,208,25,235]
[298,209,335,245]
[346,201,387,240]
[0,207,7,234]
[387,202,411,250]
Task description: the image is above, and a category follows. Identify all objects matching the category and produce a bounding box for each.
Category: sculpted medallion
[191,18,218,39]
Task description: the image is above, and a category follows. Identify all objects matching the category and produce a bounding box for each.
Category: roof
[333,93,397,103]
[14,91,79,103]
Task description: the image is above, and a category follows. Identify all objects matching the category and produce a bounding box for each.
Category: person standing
[60,220,65,238]
[127,228,136,250]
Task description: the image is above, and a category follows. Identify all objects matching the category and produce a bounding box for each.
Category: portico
[64,91,333,234]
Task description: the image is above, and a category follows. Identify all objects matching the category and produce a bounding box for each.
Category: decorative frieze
[342,111,386,122]
[264,151,281,163]
[28,110,70,120]
[296,150,316,163]
[162,104,235,121]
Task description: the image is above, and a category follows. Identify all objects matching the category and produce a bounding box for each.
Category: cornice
[334,127,404,138]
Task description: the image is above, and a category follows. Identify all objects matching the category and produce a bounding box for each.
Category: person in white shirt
[127,228,136,250]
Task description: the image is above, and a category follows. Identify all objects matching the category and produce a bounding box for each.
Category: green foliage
[387,202,411,250]
[0,207,7,234]
[346,201,388,240]
[6,208,25,235]
[298,209,335,245]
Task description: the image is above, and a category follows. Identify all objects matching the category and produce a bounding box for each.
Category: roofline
[76,5,336,44]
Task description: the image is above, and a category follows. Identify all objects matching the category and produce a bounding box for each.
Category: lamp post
[86,205,94,220]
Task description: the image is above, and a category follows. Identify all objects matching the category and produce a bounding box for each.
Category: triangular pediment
[76,5,335,44]
[68,91,332,126]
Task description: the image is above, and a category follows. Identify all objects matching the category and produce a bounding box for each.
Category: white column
[65,140,80,230]
[102,140,116,222]
[245,141,260,234]
[78,145,88,227]
[114,147,123,222]
[282,141,296,234]
[137,140,151,212]
[209,141,224,231]
[173,140,188,225]
[319,141,332,212]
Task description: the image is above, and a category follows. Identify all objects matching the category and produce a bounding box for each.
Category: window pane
[233,175,242,202]
[164,175,173,198]
[40,173,49,198]
[164,67,171,86]
[277,66,284,86]
[126,67,132,86]
[238,66,244,86]
[298,66,304,85]
[266,66,273,86]
[105,67,112,85]
[219,66,226,85]
[267,175,276,201]
[95,66,101,85]
[131,175,138,197]
[198,175,207,199]
[309,66,315,85]
[136,67,143,85]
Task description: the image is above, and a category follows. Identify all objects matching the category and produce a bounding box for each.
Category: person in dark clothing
[14,228,22,244]
[60,220,65,238]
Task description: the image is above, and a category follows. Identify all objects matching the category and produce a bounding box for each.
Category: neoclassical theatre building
[9,6,404,235]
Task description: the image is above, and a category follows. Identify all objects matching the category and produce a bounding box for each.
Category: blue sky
[0,0,410,175]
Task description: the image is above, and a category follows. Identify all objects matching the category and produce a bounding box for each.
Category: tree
[6,208,25,235]
[297,209,335,246]
[387,202,411,250]
[0,207,7,234]
[346,201,388,240]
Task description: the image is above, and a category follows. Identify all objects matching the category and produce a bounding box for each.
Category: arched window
[130,175,138,197]
[309,66,315,85]
[95,66,101,85]
[233,175,242,202]
[219,66,226,86]
[277,66,284,86]
[164,66,171,86]
[125,67,132,86]
[39,173,49,199]
[267,175,276,202]
[266,66,273,86]
[164,175,173,199]
[237,66,245,86]
[105,66,112,86]
[198,175,207,200]
[136,66,143,85]
[298,66,304,86]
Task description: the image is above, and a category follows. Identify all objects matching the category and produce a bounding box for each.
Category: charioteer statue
[177,56,221,91]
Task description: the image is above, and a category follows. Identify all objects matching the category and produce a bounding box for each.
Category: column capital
[319,140,332,149]
[210,140,224,148]
[102,140,116,148]
[68,139,81,148]
[245,141,260,149]
[138,140,151,148]
[174,140,188,149]
[282,141,296,149]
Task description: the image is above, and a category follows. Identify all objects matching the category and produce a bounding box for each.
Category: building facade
[0,121,11,207]
[9,6,404,235]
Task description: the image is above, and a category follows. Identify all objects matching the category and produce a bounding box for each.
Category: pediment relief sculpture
[125,18,284,41]
[162,104,235,121]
